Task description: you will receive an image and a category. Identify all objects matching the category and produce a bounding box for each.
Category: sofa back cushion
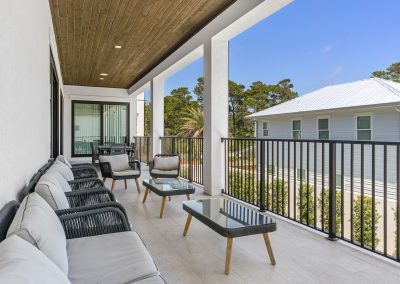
[0,235,70,283]
[56,155,72,168]
[7,193,68,275]
[43,169,72,192]
[153,156,180,171]
[99,154,130,171]
[35,174,70,210]
[52,160,74,181]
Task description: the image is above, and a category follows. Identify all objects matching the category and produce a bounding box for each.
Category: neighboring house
[247,78,400,202]
[248,78,400,142]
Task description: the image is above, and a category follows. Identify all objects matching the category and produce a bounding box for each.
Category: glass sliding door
[72,101,130,156]
[73,103,101,155]
[103,104,128,144]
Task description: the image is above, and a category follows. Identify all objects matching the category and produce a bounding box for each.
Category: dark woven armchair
[56,202,130,239]
[99,154,141,193]
[149,154,180,179]
[68,177,105,191]
[65,187,116,208]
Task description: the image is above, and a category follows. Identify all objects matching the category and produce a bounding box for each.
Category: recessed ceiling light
[99,78,104,80]
[100,73,109,76]
[114,45,122,49]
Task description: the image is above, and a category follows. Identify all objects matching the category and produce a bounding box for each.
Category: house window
[296,168,306,181]
[318,118,329,140]
[357,115,371,141]
[292,120,301,139]
[262,122,269,137]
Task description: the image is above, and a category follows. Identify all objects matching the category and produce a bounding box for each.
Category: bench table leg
[183,214,192,236]
[143,188,150,203]
[263,233,276,265]
[160,196,167,218]
[225,237,233,275]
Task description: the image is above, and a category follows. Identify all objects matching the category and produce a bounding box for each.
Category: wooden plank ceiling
[49,0,235,88]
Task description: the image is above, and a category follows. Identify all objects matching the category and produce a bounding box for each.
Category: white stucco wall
[63,85,135,163]
[0,0,63,207]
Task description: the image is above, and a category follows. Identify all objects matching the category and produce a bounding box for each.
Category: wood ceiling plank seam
[54,0,68,81]
[104,0,141,86]
[92,0,123,85]
[72,0,82,83]
[86,0,113,86]
[74,0,87,84]
[49,0,64,79]
[128,0,234,87]
[97,0,130,84]
[113,0,189,87]
[106,0,155,87]
[125,0,197,86]
[76,0,91,85]
[65,0,75,84]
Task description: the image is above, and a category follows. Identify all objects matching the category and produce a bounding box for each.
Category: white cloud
[323,44,333,53]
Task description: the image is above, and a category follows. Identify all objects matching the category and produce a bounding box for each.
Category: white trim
[316,115,330,140]
[354,112,373,141]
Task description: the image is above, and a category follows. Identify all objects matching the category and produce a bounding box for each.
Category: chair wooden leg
[225,237,233,275]
[263,233,276,265]
[143,188,150,203]
[124,179,128,189]
[102,177,106,183]
[111,180,116,192]
[160,196,167,218]
[135,178,141,193]
[183,214,192,236]
[186,194,191,200]
[168,196,171,201]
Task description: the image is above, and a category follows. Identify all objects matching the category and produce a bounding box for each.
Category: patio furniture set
[0,153,277,281]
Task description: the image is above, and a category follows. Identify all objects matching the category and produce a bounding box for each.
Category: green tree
[228,80,249,137]
[372,62,400,82]
[353,196,380,248]
[267,179,288,216]
[269,79,298,106]
[193,77,204,105]
[244,81,271,112]
[297,184,315,226]
[179,107,203,137]
[318,188,341,234]
[144,102,151,136]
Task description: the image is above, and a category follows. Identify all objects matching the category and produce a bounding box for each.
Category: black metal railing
[222,137,400,262]
[133,136,151,165]
[74,135,128,155]
[160,137,203,185]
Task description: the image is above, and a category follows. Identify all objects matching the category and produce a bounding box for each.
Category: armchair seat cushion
[67,231,159,284]
[0,235,70,284]
[113,169,140,177]
[150,169,179,176]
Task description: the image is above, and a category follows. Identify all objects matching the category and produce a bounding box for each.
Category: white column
[203,38,229,196]
[150,78,164,156]
[136,92,145,136]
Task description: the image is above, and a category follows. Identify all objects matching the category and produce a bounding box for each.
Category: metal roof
[247,78,400,119]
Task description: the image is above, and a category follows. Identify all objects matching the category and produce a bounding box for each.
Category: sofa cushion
[35,176,70,210]
[113,169,140,177]
[67,231,159,284]
[153,156,179,171]
[0,235,70,284]
[52,160,74,181]
[99,154,130,171]
[42,170,72,192]
[7,193,68,275]
[56,155,72,168]
[151,169,179,176]
[132,275,166,284]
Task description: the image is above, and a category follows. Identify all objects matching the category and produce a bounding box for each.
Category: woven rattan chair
[149,154,180,179]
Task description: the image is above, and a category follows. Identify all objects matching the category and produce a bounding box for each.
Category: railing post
[172,138,176,155]
[259,140,266,212]
[328,142,338,241]
[188,138,193,182]
[146,137,150,164]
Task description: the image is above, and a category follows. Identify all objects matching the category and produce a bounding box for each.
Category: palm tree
[179,107,203,137]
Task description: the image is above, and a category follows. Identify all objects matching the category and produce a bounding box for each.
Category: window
[72,101,129,156]
[262,121,269,137]
[318,118,329,140]
[292,120,301,139]
[296,168,306,181]
[356,115,371,140]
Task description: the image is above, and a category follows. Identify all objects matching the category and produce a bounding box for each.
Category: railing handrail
[221,137,400,146]
[160,136,203,139]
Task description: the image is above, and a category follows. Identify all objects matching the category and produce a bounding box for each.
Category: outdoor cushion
[7,193,68,275]
[132,275,166,284]
[35,177,70,210]
[42,170,72,192]
[56,155,72,168]
[99,154,130,171]
[113,169,140,177]
[53,160,75,181]
[151,169,179,176]
[153,156,179,171]
[67,231,159,284]
[0,235,70,284]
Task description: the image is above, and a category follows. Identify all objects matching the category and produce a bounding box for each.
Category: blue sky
[145,0,400,101]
